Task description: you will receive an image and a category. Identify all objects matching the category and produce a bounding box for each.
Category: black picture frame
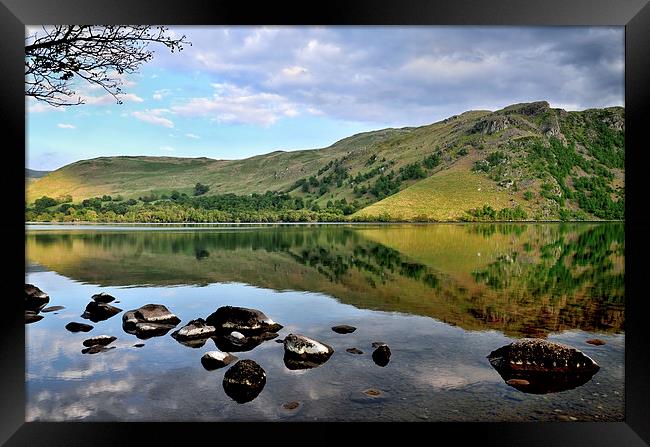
[3,0,649,445]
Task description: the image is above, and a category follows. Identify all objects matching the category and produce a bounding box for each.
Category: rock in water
[346,348,364,355]
[213,331,278,353]
[134,304,181,325]
[81,301,122,323]
[283,334,334,370]
[201,351,238,371]
[25,312,43,324]
[25,284,49,312]
[91,292,116,303]
[372,345,391,367]
[122,305,180,339]
[82,335,117,347]
[222,360,266,403]
[171,318,216,341]
[586,339,606,346]
[41,305,65,313]
[65,322,94,333]
[206,306,282,335]
[487,338,600,394]
[332,325,356,334]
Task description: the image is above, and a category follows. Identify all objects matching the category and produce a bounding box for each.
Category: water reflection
[26,223,624,338]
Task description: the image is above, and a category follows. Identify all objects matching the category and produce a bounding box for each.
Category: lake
[24,223,624,421]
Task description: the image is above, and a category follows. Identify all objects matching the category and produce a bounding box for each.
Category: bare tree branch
[25,25,191,107]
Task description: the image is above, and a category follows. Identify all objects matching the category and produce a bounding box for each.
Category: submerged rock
[81,301,122,323]
[346,348,364,355]
[201,351,238,371]
[206,306,282,335]
[91,292,116,303]
[82,335,117,347]
[222,359,266,403]
[332,325,356,334]
[41,305,65,313]
[25,284,49,312]
[133,343,145,348]
[283,334,334,370]
[171,318,216,341]
[586,339,606,346]
[372,345,391,367]
[122,305,180,339]
[282,401,300,410]
[65,322,94,333]
[487,338,600,394]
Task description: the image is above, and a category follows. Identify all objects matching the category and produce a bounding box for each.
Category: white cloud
[282,66,309,77]
[172,83,299,126]
[57,123,76,129]
[160,146,175,152]
[132,109,174,128]
[185,133,200,139]
[84,93,144,105]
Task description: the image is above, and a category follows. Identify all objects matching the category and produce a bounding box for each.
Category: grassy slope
[27,101,624,221]
[353,159,524,221]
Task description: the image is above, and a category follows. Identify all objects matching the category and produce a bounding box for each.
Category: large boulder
[283,334,334,370]
[201,351,238,371]
[25,311,43,324]
[222,360,266,403]
[81,301,122,323]
[25,284,49,312]
[206,306,282,335]
[122,305,180,339]
[487,338,600,394]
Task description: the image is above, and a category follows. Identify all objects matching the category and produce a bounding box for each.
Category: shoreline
[25,220,624,226]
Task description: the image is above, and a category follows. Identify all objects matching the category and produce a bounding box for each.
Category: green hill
[27,101,624,221]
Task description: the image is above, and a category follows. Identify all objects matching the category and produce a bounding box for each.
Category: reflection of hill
[25,224,624,337]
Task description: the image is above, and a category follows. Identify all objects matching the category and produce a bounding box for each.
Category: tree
[25,26,190,107]
[194,183,210,196]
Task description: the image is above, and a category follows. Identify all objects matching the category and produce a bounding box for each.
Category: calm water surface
[25,223,624,421]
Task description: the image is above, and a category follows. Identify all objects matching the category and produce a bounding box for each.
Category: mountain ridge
[27,101,624,221]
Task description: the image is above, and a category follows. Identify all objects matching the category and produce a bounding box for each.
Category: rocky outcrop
[122,304,180,339]
[201,351,238,371]
[283,334,334,370]
[487,338,600,394]
[82,335,117,347]
[81,301,122,323]
[222,359,266,403]
[471,116,514,135]
[372,344,391,367]
[206,306,282,335]
[65,322,94,333]
[92,292,116,303]
[332,325,356,334]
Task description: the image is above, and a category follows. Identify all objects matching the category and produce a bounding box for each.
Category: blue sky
[26,26,624,171]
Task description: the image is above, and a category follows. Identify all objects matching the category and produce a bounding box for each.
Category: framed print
[2,0,650,445]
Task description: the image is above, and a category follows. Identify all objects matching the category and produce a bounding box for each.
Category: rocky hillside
[27,101,624,221]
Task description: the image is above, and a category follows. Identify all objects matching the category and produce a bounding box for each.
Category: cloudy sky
[26,26,624,171]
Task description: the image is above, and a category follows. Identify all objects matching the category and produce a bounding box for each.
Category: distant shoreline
[25,220,624,226]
